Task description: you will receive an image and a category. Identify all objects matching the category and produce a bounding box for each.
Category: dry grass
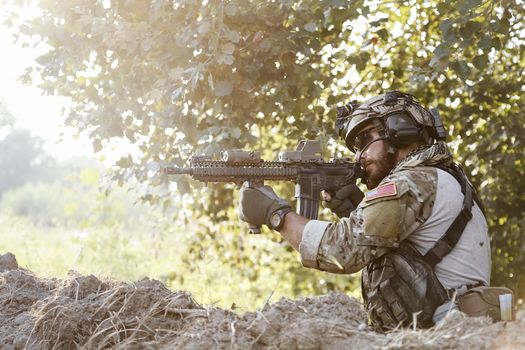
[1,253,523,350]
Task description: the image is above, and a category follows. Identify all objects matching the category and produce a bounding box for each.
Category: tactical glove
[322,184,364,218]
[238,185,292,229]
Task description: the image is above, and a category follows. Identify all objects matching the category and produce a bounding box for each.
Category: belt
[446,281,486,299]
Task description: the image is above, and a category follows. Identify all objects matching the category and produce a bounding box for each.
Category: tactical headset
[382,112,429,148]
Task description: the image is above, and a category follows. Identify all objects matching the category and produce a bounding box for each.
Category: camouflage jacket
[298,142,491,288]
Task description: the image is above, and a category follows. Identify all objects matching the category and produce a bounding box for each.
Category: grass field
[0,214,357,311]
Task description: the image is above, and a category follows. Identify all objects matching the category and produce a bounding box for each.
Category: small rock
[0,252,18,272]
[13,313,29,325]
[13,335,28,350]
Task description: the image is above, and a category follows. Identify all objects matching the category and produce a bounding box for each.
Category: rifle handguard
[164,140,362,233]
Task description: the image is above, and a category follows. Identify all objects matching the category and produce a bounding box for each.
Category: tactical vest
[361,164,480,330]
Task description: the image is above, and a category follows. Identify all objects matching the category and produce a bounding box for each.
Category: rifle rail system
[165,140,361,233]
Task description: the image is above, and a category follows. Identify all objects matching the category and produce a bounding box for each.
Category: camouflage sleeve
[298,167,437,274]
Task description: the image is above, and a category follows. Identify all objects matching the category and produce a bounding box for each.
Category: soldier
[237,91,491,329]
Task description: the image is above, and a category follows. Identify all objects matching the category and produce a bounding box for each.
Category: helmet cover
[340,91,435,150]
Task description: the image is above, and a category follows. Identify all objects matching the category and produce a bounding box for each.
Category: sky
[0,24,94,161]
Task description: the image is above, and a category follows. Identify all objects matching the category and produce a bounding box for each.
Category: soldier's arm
[278,212,309,250]
[289,169,436,274]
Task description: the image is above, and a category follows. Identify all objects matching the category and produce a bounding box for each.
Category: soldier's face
[355,126,396,189]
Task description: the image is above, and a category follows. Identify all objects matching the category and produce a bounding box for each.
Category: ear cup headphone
[383,112,428,148]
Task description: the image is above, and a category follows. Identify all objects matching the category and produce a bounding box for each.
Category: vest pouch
[362,242,449,330]
[457,286,514,321]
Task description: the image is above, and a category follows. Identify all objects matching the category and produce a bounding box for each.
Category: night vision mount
[335,100,359,139]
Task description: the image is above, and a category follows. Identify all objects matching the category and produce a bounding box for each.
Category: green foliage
[165,204,361,303]
[4,0,525,298]
[0,164,161,229]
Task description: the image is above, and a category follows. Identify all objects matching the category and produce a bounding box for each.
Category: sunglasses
[351,127,382,153]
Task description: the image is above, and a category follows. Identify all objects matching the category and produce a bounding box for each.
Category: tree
[5,0,524,298]
[0,128,57,196]
[0,100,15,129]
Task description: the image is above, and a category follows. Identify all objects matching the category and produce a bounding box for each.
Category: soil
[1,253,523,349]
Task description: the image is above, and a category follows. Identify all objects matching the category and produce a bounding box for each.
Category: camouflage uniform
[297,91,491,328]
[299,141,491,324]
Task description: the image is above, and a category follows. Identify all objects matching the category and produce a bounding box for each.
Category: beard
[362,143,397,189]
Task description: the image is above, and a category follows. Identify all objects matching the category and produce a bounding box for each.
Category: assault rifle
[164,140,361,234]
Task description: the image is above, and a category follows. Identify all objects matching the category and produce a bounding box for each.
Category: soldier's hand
[321,184,364,218]
[238,185,291,228]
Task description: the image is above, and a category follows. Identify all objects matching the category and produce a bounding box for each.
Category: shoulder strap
[423,164,474,267]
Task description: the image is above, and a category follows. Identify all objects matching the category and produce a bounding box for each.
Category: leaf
[436,2,450,14]
[331,0,346,6]
[478,34,492,50]
[230,127,241,138]
[92,139,103,153]
[450,60,471,80]
[433,44,450,59]
[116,156,132,168]
[35,54,52,66]
[225,30,240,44]
[356,52,370,71]
[472,54,487,70]
[491,36,502,50]
[370,18,388,27]
[214,81,233,97]
[217,54,234,65]
[304,23,317,32]
[439,19,453,34]
[462,0,482,13]
[198,21,211,35]
[221,43,235,54]
[169,67,184,80]
[225,3,237,17]
[171,87,183,103]
[376,29,389,41]
[429,55,448,71]
[467,0,482,7]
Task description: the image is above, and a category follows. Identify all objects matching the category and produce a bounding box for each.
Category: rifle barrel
[164,167,193,175]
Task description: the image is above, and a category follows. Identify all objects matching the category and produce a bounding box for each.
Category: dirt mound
[0,253,523,349]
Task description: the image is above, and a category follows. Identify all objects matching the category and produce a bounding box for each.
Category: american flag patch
[365,182,397,201]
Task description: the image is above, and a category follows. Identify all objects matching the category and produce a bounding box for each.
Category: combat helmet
[336,91,446,152]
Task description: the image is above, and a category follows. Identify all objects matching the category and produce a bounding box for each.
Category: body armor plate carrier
[362,241,449,330]
[361,163,479,330]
